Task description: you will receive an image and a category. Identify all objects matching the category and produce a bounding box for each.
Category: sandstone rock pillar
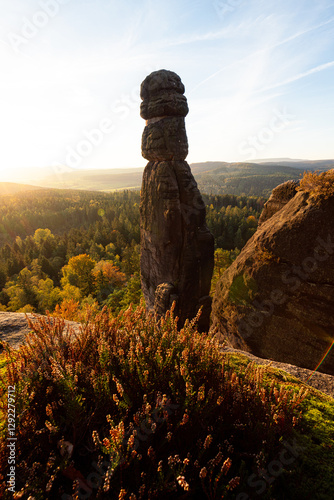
[140,70,214,331]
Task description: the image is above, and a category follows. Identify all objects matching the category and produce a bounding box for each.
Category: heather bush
[298,169,334,200]
[0,304,309,499]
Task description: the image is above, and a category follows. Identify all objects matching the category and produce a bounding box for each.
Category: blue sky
[0,0,333,181]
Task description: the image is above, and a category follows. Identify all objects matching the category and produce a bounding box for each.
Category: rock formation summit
[140,70,214,331]
[211,176,334,375]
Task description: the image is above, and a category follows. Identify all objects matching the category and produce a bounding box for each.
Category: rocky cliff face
[258,180,299,226]
[140,70,214,331]
[211,178,334,375]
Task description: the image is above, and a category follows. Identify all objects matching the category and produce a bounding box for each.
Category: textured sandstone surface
[258,180,299,226]
[0,312,81,349]
[211,187,334,375]
[140,70,214,331]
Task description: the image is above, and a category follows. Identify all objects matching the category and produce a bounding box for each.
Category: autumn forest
[0,188,264,319]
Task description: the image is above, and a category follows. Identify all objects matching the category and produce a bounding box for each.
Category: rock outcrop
[258,180,299,226]
[140,70,214,331]
[0,312,81,349]
[211,180,334,375]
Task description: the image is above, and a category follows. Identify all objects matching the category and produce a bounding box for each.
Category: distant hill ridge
[0,182,41,195]
[1,159,334,197]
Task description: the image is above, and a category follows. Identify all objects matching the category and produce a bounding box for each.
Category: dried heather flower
[103,438,111,450]
[197,385,205,402]
[45,404,53,418]
[177,476,190,491]
[119,489,127,500]
[186,382,193,396]
[128,435,135,448]
[46,475,55,492]
[204,434,213,449]
[213,451,223,466]
[222,457,232,475]
[116,382,124,397]
[199,467,207,479]
[92,431,101,447]
[228,476,240,489]
[180,412,189,425]
[145,403,152,414]
[45,420,57,433]
[139,485,145,495]
[183,458,190,466]
[216,395,223,405]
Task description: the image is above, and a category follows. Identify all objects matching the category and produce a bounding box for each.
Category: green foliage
[290,391,334,498]
[4,267,39,312]
[33,228,55,248]
[0,305,317,499]
[196,163,302,197]
[0,190,263,315]
[210,249,240,295]
[61,254,96,296]
[228,273,258,305]
[204,194,264,250]
[35,278,62,312]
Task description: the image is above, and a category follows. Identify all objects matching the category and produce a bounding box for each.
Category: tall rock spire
[140,69,214,331]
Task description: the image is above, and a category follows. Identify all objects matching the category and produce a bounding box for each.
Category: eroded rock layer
[140,70,214,331]
[211,183,334,375]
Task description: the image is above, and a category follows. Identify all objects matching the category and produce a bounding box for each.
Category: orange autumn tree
[92,260,126,302]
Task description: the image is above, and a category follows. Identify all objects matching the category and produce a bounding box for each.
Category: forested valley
[0,188,265,319]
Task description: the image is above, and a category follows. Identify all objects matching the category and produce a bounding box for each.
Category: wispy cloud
[189,17,334,95]
[257,60,334,93]
[157,27,236,48]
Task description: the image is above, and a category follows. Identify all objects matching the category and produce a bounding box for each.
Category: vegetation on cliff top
[0,305,333,499]
[298,169,334,201]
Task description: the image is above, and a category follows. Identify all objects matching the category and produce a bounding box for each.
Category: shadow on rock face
[211,179,334,375]
[139,70,214,332]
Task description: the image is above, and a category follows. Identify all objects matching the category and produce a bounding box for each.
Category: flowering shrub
[298,170,334,201]
[0,304,308,498]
